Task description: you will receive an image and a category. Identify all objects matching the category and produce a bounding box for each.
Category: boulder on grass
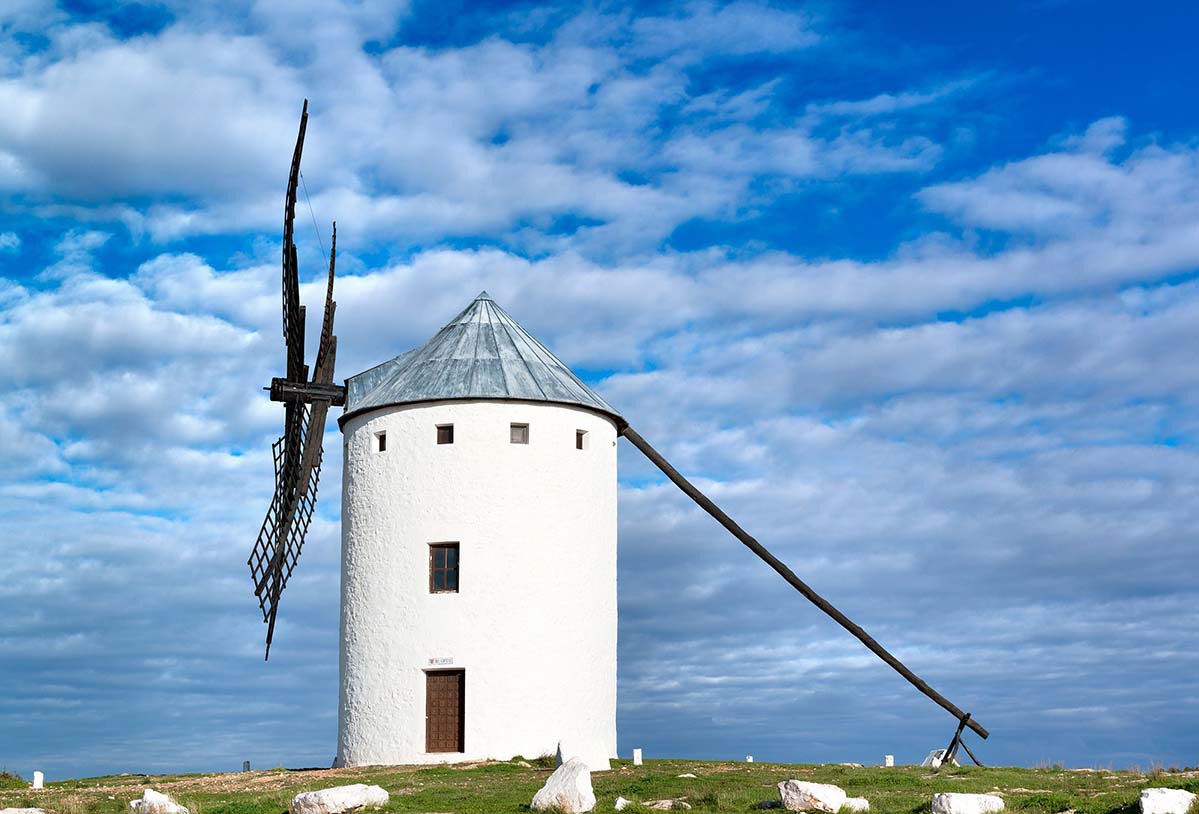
[129,790,189,814]
[921,750,960,769]
[2,809,49,814]
[289,785,389,814]
[844,798,870,812]
[1141,789,1197,814]
[531,758,595,813]
[646,801,691,811]
[778,781,847,813]
[931,793,1004,814]
[615,798,632,811]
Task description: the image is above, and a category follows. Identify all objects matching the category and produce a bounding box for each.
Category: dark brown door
[425,670,465,753]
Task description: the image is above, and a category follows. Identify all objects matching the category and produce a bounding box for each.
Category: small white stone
[1140,789,1197,814]
[129,790,189,814]
[884,756,894,768]
[931,792,1004,814]
[32,772,44,790]
[844,798,870,812]
[647,801,691,810]
[615,797,632,811]
[778,781,848,813]
[2,808,48,814]
[531,758,595,813]
[289,785,388,814]
[633,748,643,766]
[677,773,697,778]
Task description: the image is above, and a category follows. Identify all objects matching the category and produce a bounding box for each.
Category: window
[576,430,588,450]
[437,424,454,445]
[510,423,529,444]
[375,431,387,452]
[429,543,459,593]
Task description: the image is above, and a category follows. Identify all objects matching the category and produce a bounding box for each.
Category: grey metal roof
[342,292,623,425]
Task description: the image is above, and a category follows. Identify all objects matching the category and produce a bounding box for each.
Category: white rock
[2,808,48,814]
[615,797,632,811]
[531,758,595,813]
[289,785,389,814]
[778,781,848,813]
[930,793,1004,814]
[647,801,691,810]
[921,750,960,769]
[677,773,697,778]
[844,798,870,812]
[1141,789,1197,814]
[129,790,189,814]
[556,738,611,773]
[839,764,863,768]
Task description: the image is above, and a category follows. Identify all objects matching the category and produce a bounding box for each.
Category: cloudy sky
[2,0,1198,779]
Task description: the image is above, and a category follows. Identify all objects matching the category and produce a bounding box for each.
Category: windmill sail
[248,100,344,660]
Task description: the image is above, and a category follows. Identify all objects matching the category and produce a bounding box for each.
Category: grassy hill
[1,759,1196,814]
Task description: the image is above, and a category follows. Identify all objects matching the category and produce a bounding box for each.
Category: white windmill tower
[250,102,994,776]
[333,291,621,767]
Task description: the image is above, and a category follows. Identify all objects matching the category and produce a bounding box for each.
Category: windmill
[248,100,346,660]
[249,102,989,767]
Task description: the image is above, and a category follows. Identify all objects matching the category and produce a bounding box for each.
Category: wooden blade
[282,101,308,384]
[248,405,323,659]
[313,222,337,383]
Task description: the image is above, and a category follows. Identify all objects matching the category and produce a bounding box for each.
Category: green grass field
[2,760,1196,814]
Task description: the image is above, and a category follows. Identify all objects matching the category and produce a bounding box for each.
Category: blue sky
[2,0,1197,780]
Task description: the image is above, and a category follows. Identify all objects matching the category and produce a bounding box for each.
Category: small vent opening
[437,424,454,445]
[510,423,529,444]
[375,431,387,452]
[576,430,588,450]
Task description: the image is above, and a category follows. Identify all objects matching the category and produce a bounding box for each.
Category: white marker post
[33,771,44,789]
[633,748,643,766]
[885,755,894,768]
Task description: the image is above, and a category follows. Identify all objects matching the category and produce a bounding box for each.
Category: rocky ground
[1,759,1196,814]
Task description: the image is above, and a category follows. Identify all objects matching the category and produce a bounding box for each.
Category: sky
[1,0,1198,780]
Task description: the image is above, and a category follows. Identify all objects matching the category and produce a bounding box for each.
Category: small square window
[375,431,387,452]
[437,424,454,445]
[576,430,588,450]
[510,423,529,444]
[429,543,459,593]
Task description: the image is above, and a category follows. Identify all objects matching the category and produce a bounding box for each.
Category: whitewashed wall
[336,399,618,768]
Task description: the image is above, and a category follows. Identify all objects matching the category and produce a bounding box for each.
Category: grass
[0,770,26,791]
[0,760,1196,814]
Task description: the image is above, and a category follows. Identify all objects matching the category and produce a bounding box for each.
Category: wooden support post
[960,739,985,767]
[620,425,990,741]
[941,712,970,768]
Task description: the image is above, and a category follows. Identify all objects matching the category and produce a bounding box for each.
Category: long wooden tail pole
[620,425,990,740]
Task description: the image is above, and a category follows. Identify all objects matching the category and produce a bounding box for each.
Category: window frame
[576,429,588,450]
[510,423,529,444]
[437,424,454,445]
[428,542,460,594]
[375,431,387,452]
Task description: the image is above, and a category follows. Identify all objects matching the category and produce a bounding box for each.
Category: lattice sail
[248,99,343,660]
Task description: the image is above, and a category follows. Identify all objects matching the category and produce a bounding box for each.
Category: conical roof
[341,292,623,426]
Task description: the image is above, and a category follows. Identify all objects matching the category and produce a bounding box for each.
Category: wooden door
[425,670,465,753]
